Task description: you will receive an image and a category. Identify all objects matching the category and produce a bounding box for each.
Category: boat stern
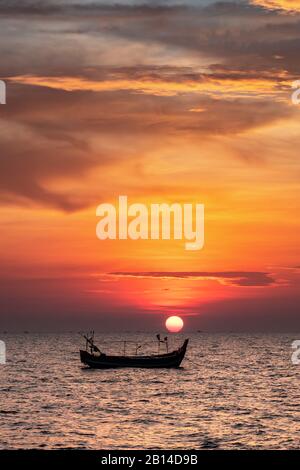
[80,349,91,365]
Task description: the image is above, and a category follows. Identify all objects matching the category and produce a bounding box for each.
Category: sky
[0,0,299,331]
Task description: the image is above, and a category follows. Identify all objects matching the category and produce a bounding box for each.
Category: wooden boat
[80,334,189,369]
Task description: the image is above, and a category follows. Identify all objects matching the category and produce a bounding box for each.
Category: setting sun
[165,316,184,333]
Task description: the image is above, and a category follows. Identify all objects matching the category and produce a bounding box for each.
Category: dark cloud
[1,1,300,76]
[0,1,299,209]
[0,73,294,209]
[0,86,101,210]
[109,271,276,286]
[0,137,95,211]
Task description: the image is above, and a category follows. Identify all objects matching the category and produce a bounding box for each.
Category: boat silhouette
[80,332,189,369]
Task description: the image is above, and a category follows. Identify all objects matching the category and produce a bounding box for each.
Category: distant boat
[80,332,189,369]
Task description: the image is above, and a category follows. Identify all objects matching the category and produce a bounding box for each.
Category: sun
[165,316,184,333]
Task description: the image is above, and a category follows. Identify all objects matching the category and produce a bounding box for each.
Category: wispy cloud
[109,271,277,287]
[9,69,293,99]
[251,0,300,13]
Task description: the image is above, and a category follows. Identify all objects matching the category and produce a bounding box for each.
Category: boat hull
[80,339,189,369]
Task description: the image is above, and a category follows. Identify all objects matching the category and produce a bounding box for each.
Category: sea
[0,333,300,450]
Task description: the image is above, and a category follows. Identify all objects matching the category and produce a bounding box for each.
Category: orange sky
[0,0,299,331]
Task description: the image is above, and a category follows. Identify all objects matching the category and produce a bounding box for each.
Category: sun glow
[165,316,184,333]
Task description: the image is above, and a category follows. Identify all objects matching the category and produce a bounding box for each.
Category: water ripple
[0,333,300,449]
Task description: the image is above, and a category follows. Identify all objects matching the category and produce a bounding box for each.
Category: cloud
[0,109,100,211]
[109,271,277,287]
[8,68,293,98]
[251,1,300,13]
[1,71,295,211]
[0,1,299,210]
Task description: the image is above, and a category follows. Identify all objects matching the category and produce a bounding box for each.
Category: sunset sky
[0,0,299,331]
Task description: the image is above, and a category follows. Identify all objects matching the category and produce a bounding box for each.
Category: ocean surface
[0,333,300,450]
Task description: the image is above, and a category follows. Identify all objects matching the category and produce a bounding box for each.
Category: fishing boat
[80,332,189,369]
